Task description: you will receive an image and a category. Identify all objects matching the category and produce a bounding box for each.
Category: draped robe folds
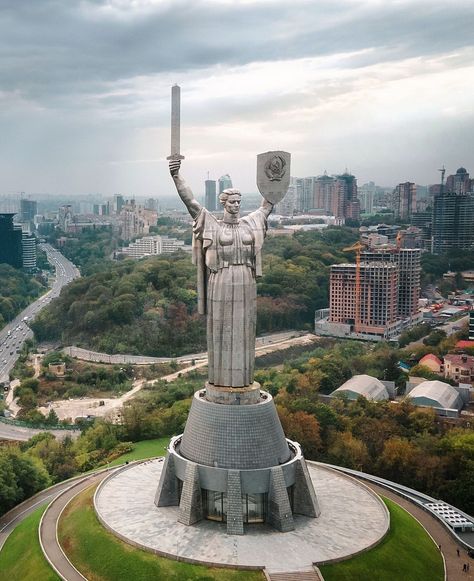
[192,207,267,387]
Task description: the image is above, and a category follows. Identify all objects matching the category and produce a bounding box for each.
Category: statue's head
[219,189,241,215]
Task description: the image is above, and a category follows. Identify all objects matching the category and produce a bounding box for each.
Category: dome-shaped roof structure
[407,380,463,411]
[332,374,389,401]
[456,167,467,174]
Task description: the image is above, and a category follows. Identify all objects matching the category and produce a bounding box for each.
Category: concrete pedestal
[155,389,320,534]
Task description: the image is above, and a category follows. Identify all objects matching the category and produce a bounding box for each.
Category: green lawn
[320,497,444,581]
[0,504,59,581]
[58,486,264,581]
[108,437,169,467]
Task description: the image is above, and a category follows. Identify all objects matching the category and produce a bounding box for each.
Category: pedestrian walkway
[367,482,473,580]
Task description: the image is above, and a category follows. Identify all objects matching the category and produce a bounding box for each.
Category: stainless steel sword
[166,84,185,161]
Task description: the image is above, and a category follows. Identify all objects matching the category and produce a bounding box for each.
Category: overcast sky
[1,0,473,198]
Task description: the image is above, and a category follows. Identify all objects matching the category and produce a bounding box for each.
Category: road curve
[39,471,111,581]
[0,471,99,551]
[0,419,80,442]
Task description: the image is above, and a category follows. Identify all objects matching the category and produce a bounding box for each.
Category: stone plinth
[205,381,261,405]
[155,390,320,534]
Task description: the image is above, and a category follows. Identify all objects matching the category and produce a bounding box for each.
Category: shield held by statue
[256,150,291,204]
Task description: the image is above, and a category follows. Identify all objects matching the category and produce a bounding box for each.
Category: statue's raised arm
[169,159,201,219]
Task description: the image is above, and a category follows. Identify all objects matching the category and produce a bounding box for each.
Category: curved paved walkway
[366,482,473,581]
[0,472,95,551]
[15,463,470,580]
[39,471,110,581]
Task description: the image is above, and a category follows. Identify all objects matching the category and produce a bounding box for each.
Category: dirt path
[38,333,318,422]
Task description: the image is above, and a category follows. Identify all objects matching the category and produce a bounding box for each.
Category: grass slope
[320,497,444,581]
[0,504,59,581]
[58,486,263,581]
[107,437,169,467]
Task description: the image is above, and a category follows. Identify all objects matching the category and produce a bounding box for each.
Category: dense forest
[54,228,119,277]
[31,227,358,355]
[0,264,46,330]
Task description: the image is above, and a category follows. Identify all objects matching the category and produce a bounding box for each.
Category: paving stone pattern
[95,460,389,572]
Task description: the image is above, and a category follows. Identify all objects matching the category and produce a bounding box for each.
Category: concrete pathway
[39,471,110,581]
[366,482,473,581]
[0,472,98,551]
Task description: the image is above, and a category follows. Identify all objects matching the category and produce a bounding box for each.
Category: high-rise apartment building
[313,174,334,213]
[333,173,360,220]
[431,191,474,254]
[20,199,37,223]
[362,248,421,318]
[205,179,217,211]
[21,233,36,271]
[358,182,376,214]
[393,182,416,220]
[218,174,233,195]
[113,194,124,214]
[446,167,472,194]
[145,198,159,212]
[294,172,360,219]
[328,262,399,338]
[0,213,23,268]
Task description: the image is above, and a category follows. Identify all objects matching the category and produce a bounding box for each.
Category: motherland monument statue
[156,86,320,534]
[169,151,289,389]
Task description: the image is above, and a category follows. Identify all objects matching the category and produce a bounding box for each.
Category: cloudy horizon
[1,0,473,198]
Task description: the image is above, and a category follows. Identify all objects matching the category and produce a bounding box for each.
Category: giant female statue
[170,159,273,388]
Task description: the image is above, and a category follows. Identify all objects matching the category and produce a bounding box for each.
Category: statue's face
[224,194,241,215]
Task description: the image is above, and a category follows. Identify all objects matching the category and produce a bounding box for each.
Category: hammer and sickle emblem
[264,155,286,181]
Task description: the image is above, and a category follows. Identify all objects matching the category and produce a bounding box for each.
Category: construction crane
[343,241,367,332]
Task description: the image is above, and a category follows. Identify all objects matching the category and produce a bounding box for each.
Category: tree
[0,447,50,515]
[327,431,370,470]
[277,407,322,459]
[377,437,419,483]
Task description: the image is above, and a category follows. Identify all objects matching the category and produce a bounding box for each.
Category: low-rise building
[119,235,191,259]
[48,362,66,377]
[444,354,474,384]
[331,374,390,401]
[406,380,464,417]
[418,354,443,374]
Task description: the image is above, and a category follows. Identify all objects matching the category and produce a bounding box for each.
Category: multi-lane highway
[0,243,80,386]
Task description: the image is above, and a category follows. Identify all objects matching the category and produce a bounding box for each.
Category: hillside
[0,265,47,330]
[31,227,358,356]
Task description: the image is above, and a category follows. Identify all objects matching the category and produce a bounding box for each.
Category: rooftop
[407,380,463,411]
[333,374,389,401]
[444,354,474,367]
[419,354,442,366]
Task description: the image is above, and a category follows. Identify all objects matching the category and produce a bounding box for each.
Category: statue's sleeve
[192,209,219,314]
[243,207,268,277]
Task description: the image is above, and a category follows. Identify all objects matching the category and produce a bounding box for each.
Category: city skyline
[1,0,473,196]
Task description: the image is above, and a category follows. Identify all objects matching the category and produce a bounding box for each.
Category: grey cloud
[1,0,473,106]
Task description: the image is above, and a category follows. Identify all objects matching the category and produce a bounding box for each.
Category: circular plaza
[94,458,389,573]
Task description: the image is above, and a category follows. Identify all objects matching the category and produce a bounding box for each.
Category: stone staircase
[267,569,323,581]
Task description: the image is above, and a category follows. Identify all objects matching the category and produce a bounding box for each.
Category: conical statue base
[155,388,320,535]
